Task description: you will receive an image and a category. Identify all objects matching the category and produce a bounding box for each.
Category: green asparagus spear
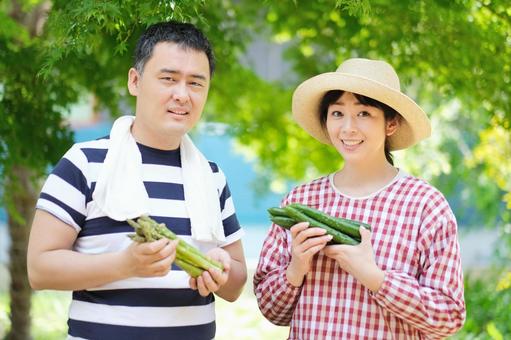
[126,216,224,276]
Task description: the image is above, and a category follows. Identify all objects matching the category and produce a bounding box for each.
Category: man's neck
[130,120,182,150]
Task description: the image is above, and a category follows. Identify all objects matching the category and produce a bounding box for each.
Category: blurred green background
[1,0,510,339]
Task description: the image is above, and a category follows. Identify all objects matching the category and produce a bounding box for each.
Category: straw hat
[292,58,431,150]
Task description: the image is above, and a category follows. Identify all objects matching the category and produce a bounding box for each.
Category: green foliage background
[1,0,510,224]
[1,0,510,338]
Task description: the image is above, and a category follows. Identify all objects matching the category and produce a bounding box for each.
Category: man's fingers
[211,253,231,272]
[208,267,228,285]
[151,239,178,261]
[201,271,219,292]
[189,277,197,290]
[139,238,169,255]
[196,276,210,297]
[148,256,172,276]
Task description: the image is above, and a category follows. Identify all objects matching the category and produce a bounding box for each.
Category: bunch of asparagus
[127,216,223,278]
[268,203,371,245]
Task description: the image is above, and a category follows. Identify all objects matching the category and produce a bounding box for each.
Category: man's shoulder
[72,136,110,150]
[63,137,110,165]
[207,160,219,173]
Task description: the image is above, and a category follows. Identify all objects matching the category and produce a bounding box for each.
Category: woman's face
[326,91,398,164]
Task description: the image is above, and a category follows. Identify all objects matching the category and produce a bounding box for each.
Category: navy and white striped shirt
[36,137,243,339]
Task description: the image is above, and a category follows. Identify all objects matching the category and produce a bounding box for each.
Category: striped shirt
[253,170,465,339]
[36,137,243,339]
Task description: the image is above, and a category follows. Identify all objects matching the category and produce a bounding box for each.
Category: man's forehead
[147,42,210,76]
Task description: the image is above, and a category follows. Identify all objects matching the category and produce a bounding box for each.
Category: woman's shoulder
[282,175,331,205]
[398,172,446,200]
[397,172,453,217]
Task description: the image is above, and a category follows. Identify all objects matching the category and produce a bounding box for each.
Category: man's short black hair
[133,21,215,76]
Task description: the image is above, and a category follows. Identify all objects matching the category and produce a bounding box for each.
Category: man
[27,21,247,339]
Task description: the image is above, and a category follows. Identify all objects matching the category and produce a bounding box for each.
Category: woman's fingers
[297,234,332,252]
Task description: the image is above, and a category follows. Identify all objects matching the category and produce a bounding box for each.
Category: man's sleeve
[215,166,243,246]
[36,144,90,231]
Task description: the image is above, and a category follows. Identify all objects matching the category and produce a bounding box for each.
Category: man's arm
[27,209,178,291]
[189,240,247,302]
[215,240,247,302]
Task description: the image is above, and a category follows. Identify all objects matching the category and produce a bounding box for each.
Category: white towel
[181,134,225,243]
[93,115,225,243]
[92,116,149,221]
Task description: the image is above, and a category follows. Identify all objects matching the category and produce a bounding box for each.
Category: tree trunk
[4,2,52,338]
[5,166,38,340]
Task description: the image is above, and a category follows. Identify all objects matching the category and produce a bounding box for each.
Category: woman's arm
[323,199,465,338]
[253,223,303,326]
[370,214,465,338]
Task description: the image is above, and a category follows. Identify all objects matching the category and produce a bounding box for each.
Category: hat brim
[292,72,431,150]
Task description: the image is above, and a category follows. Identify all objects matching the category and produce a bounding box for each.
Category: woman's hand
[322,226,384,292]
[189,247,231,297]
[286,222,332,287]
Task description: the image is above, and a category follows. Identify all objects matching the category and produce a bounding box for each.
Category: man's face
[128,42,210,148]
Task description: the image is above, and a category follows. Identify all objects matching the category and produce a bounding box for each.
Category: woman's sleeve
[371,194,466,338]
[253,199,302,326]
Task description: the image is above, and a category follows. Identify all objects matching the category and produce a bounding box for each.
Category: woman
[253,58,465,339]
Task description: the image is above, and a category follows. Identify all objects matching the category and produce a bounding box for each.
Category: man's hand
[189,247,231,297]
[286,222,332,287]
[321,226,384,292]
[124,238,179,277]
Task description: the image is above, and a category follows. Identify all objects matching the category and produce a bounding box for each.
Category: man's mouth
[167,109,188,116]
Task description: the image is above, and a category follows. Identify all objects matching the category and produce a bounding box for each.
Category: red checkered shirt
[253,171,465,339]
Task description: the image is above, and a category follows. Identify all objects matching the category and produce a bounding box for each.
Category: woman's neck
[333,162,399,198]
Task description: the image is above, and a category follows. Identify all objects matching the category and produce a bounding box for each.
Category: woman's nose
[341,116,357,133]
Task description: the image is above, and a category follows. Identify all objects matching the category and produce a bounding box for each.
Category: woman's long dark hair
[318,90,400,165]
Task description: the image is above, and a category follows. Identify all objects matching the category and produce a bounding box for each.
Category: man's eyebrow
[159,68,207,81]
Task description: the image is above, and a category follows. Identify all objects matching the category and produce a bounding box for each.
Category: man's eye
[161,77,174,81]
[190,82,203,87]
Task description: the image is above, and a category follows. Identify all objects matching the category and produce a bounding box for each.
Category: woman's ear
[386,117,400,136]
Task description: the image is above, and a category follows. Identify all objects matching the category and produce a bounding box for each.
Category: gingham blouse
[253,170,465,339]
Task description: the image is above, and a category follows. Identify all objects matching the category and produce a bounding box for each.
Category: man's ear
[386,116,400,137]
[127,68,140,96]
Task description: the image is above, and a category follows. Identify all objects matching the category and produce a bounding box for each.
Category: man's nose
[171,82,189,103]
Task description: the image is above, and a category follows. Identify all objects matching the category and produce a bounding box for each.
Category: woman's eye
[358,111,370,117]
[331,110,343,117]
